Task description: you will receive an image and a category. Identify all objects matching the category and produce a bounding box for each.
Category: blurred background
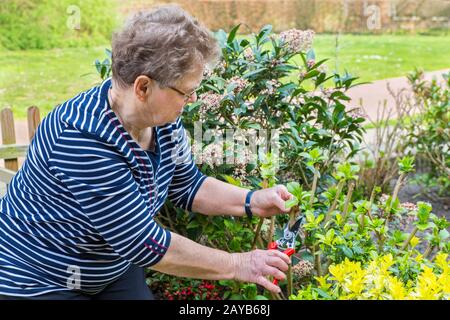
[0,0,449,120]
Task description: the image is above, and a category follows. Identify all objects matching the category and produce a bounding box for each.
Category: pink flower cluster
[261,79,280,95]
[198,92,223,121]
[227,76,249,94]
[199,92,223,110]
[307,59,315,69]
[243,47,255,61]
[202,142,224,167]
[401,202,418,211]
[203,65,213,78]
[349,108,367,120]
[380,194,390,204]
[214,61,226,74]
[292,260,314,279]
[279,29,315,53]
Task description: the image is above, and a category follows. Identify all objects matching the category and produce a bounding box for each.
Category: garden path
[347,68,449,121]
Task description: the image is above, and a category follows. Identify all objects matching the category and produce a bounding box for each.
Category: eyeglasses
[146,75,199,103]
[167,85,198,103]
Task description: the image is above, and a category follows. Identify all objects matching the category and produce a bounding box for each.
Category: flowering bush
[182,24,365,183]
[291,253,449,300]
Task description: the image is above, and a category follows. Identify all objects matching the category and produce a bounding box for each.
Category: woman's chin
[176,110,183,118]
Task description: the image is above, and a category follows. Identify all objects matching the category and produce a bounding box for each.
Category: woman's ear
[133,76,153,102]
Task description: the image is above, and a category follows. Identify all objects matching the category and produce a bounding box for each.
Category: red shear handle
[268,245,295,285]
[268,242,278,250]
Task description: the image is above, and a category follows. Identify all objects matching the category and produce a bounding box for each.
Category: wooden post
[27,106,41,142]
[1,107,18,171]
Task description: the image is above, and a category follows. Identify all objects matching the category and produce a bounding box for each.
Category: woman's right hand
[231,249,290,293]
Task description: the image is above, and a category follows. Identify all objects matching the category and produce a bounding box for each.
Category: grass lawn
[305,34,450,82]
[0,46,109,119]
[0,34,449,120]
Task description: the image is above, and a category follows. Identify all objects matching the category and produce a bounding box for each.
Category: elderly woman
[0,5,292,300]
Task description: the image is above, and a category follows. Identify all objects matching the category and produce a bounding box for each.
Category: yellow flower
[321,252,447,300]
[437,273,450,296]
[347,275,365,296]
[314,275,331,290]
[410,236,420,249]
[415,253,424,263]
[378,254,394,273]
[329,264,346,283]
[412,266,442,300]
[435,253,449,273]
[387,276,407,300]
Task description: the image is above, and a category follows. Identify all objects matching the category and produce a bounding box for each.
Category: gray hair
[111,5,220,88]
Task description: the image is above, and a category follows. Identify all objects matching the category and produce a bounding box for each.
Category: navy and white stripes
[0,78,206,296]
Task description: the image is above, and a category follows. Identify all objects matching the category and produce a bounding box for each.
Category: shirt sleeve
[167,120,207,211]
[48,128,171,268]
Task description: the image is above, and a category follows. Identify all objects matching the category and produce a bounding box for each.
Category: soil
[395,176,450,220]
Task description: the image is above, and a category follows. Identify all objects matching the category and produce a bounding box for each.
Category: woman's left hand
[250,185,293,218]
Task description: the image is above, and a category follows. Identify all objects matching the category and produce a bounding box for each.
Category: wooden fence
[0,106,41,185]
[121,0,450,33]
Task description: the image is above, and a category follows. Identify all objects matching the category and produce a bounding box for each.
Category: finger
[276,185,292,201]
[263,265,286,281]
[256,276,281,294]
[270,250,291,265]
[274,195,290,213]
[267,257,289,272]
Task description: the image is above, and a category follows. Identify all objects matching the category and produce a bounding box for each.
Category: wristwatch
[245,190,256,219]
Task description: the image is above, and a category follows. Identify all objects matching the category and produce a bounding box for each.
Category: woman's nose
[187,92,197,104]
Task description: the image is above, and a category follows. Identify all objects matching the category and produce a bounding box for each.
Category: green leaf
[285,197,299,209]
[221,174,242,186]
[186,220,200,229]
[306,49,316,61]
[287,181,302,196]
[215,29,228,49]
[203,84,221,93]
[227,24,241,44]
[240,39,250,47]
[243,67,267,79]
[256,24,273,44]
[223,219,234,230]
[245,122,261,130]
[303,70,320,80]
[341,246,353,258]
[244,284,257,299]
[230,238,242,251]
[313,288,332,299]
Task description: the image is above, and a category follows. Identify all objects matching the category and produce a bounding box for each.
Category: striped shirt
[0,78,206,297]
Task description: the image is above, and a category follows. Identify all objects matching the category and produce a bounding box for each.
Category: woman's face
[142,66,203,126]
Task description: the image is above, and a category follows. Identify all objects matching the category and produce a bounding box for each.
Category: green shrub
[405,69,450,195]
[0,0,119,50]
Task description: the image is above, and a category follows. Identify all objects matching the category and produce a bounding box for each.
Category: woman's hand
[251,185,293,218]
[231,249,290,293]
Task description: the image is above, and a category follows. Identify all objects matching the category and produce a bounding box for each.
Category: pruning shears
[267,215,304,285]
